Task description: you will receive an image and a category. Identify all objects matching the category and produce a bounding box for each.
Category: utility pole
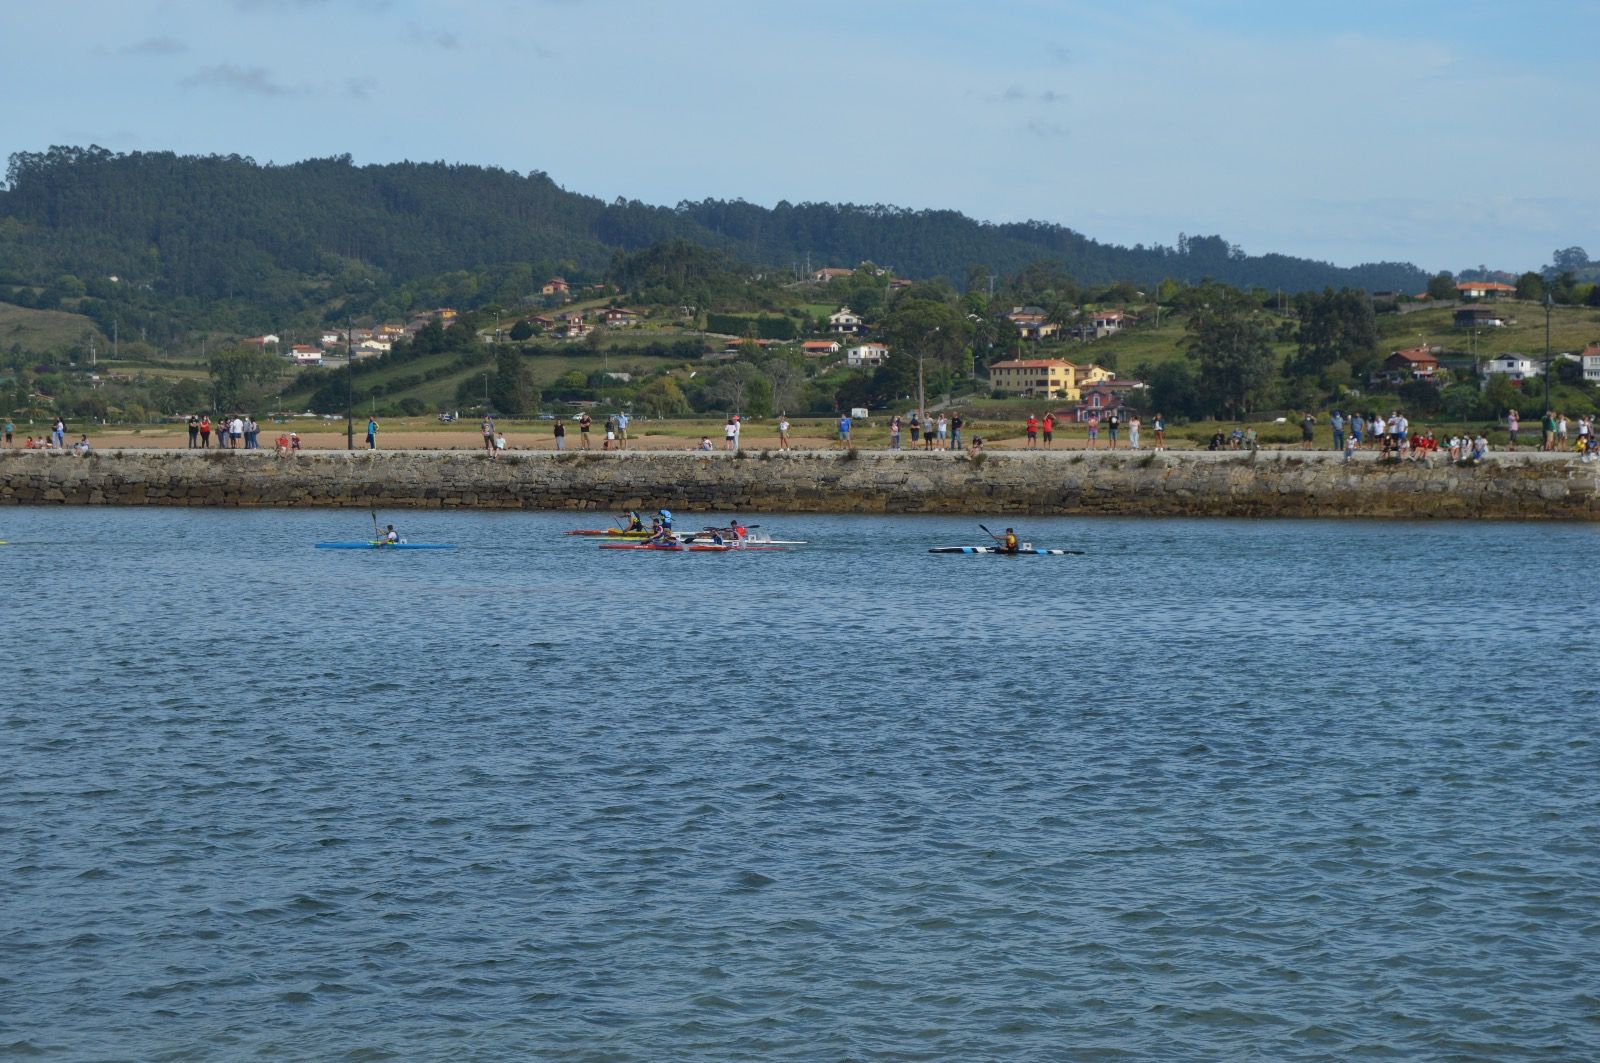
[345,318,355,450]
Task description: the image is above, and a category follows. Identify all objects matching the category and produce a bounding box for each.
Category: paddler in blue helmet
[658,508,673,531]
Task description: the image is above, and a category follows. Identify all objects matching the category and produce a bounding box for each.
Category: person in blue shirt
[838,414,851,444]
[657,509,673,531]
[1331,411,1345,453]
[367,417,378,449]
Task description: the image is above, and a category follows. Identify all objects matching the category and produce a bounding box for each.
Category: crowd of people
[183,414,264,449]
[884,411,964,450]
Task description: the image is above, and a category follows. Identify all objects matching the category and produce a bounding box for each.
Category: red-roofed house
[1457,281,1515,300]
[1379,345,1440,384]
[287,344,323,365]
[1579,343,1600,384]
[1067,379,1144,423]
[988,358,1078,399]
[812,267,854,282]
[802,340,841,357]
[541,277,570,296]
[244,334,280,348]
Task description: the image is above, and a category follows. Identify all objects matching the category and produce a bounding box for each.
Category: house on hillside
[1482,354,1540,382]
[244,334,280,349]
[812,267,854,283]
[1379,345,1440,384]
[988,359,1079,400]
[541,277,570,296]
[1455,306,1506,328]
[846,342,890,367]
[358,338,391,355]
[802,340,841,357]
[1068,379,1144,423]
[604,308,643,327]
[1580,343,1600,384]
[829,307,864,334]
[287,344,323,366]
[318,330,343,347]
[1004,306,1048,325]
[1088,310,1137,337]
[1456,281,1515,300]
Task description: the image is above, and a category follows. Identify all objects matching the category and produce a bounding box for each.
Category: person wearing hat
[657,509,673,531]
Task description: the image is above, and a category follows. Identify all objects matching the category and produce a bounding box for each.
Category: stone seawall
[2,448,1597,520]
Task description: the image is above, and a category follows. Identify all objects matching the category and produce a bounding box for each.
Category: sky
[2,0,1595,274]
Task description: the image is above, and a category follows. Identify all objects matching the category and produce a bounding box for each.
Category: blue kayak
[929,546,1082,555]
[315,541,456,550]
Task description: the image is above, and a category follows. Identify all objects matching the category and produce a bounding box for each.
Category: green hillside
[0,146,1432,353]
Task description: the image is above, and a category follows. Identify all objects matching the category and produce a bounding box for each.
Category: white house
[1481,354,1540,382]
[829,307,864,334]
[358,338,392,354]
[846,342,890,367]
[287,344,323,365]
[1579,344,1600,384]
[318,331,343,347]
[244,334,280,349]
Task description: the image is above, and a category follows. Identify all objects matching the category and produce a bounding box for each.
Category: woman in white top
[777,415,790,451]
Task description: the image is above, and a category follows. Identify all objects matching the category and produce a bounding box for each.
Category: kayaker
[731,520,748,540]
[381,524,399,545]
[624,510,645,532]
[646,523,677,546]
[658,508,673,531]
[991,527,1019,554]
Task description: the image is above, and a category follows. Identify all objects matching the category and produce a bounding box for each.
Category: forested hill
[0,146,1427,311]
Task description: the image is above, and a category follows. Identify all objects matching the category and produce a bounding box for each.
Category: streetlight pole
[1543,292,1553,414]
[345,318,355,450]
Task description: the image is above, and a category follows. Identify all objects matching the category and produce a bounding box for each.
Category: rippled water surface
[3,508,1598,1061]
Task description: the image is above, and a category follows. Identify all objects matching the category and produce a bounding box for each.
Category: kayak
[599,542,787,552]
[565,528,652,537]
[315,541,457,550]
[681,535,807,546]
[929,546,1082,555]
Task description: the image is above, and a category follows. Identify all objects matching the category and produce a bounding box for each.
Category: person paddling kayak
[380,523,399,545]
[623,510,644,533]
[990,527,1019,554]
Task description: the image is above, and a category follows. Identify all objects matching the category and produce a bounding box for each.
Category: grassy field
[0,303,104,354]
[1377,302,1600,358]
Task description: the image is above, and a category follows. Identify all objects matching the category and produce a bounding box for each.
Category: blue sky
[2,0,1593,274]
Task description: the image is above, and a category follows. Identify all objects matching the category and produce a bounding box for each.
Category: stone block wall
[1,449,1596,520]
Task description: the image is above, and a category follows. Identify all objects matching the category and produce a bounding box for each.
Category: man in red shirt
[1042,412,1055,448]
[1025,414,1039,449]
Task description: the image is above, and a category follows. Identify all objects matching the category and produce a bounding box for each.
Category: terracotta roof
[1457,281,1515,291]
[1389,346,1438,363]
[990,359,1074,369]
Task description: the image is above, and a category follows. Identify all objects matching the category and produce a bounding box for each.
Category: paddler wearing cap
[657,509,674,531]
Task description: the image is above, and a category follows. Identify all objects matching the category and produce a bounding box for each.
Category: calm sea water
[3,508,1597,1061]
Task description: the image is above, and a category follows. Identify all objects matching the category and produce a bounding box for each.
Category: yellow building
[988,359,1081,400]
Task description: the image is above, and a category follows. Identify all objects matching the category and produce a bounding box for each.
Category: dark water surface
[3,509,1597,1061]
